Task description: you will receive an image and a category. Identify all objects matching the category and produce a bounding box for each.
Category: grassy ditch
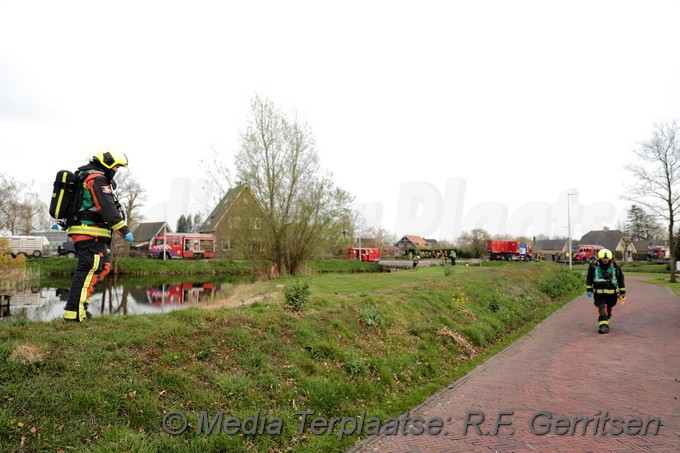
[0,264,582,451]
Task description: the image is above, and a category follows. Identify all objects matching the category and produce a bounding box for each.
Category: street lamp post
[163,203,167,261]
[358,234,362,262]
[567,193,576,270]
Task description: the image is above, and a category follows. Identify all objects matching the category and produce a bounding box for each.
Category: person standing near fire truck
[63,151,134,323]
[585,249,626,334]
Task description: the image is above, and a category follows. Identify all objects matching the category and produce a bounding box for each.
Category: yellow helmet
[597,249,613,260]
[93,150,128,169]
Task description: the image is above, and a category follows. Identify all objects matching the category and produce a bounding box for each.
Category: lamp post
[567,193,577,270]
[163,203,167,261]
[358,233,362,262]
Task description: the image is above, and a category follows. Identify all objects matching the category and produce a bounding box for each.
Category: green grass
[26,257,383,277]
[620,261,669,273]
[306,259,382,274]
[627,272,680,296]
[0,263,583,451]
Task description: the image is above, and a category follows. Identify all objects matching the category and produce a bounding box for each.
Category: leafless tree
[114,172,147,229]
[456,228,490,258]
[236,95,353,275]
[15,192,48,234]
[0,174,23,233]
[112,171,147,257]
[623,120,680,282]
[201,144,233,211]
[0,175,48,234]
[365,225,397,255]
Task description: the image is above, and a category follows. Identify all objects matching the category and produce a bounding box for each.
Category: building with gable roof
[394,235,429,254]
[578,227,635,261]
[199,184,265,258]
[131,221,172,255]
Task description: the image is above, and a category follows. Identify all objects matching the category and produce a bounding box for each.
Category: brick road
[351,276,680,452]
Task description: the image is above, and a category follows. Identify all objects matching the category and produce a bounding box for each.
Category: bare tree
[456,228,490,258]
[623,120,680,282]
[115,172,147,230]
[365,225,397,255]
[15,193,48,234]
[0,175,48,234]
[112,172,147,257]
[0,174,23,233]
[201,144,233,210]
[236,95,353,275]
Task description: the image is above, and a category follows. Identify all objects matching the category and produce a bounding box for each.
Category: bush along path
[0,264,582,451]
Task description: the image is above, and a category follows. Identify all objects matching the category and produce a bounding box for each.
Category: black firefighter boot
[597,303,610,334]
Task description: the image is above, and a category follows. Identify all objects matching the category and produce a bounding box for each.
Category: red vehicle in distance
[572,245,603,263]
[486,240,532,261]
[348,247,381,262]
[149,233,216,260]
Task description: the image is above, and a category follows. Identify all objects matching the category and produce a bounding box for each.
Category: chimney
[603,226,609,232]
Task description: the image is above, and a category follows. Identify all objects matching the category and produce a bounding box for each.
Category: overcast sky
[2,0,679,241]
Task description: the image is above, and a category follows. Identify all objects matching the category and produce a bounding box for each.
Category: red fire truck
[648,245,670,260]
[572,245,603,263]
[348,247,381,262]
[149,233,216,260]
[486,240,532,261]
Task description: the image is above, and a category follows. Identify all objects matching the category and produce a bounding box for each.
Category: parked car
[58,240,76,258]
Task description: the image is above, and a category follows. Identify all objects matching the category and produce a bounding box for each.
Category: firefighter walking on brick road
[585,249,626,334]
[63,151,134,323]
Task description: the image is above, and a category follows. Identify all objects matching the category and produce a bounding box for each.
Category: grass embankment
[0,264,582,452]
[26,257,382,278]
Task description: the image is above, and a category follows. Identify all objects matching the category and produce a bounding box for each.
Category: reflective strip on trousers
[79,253,101,314]
[64,310,79,320]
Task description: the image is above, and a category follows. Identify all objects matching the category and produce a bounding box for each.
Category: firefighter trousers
[594,294,617,328]
[64,238,110,321]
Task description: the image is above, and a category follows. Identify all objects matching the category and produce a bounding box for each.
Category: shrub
[538,267,582,299]
[487,294,501,313]
[0,237,24,273]
[283,280,310,312]
[359,308,382,326]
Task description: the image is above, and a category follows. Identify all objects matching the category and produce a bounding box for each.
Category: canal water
[0,275,254,323]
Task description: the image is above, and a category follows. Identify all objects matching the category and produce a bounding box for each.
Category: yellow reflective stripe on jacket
[67,225,112,238]
[110,220,126,231]
[594,289,617,294]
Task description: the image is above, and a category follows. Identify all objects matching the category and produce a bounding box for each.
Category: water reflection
[0,276,249,323]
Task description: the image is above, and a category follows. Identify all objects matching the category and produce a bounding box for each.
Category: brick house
[199,184,265,259]
[394,235,429,254]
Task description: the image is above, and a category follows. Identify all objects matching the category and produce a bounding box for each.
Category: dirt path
[204,280,283,309]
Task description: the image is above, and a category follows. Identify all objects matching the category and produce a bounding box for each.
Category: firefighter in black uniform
[63,151,133,322]
[585,249,626,333]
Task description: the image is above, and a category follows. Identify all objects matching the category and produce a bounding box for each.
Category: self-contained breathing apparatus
[49,169,125,230]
